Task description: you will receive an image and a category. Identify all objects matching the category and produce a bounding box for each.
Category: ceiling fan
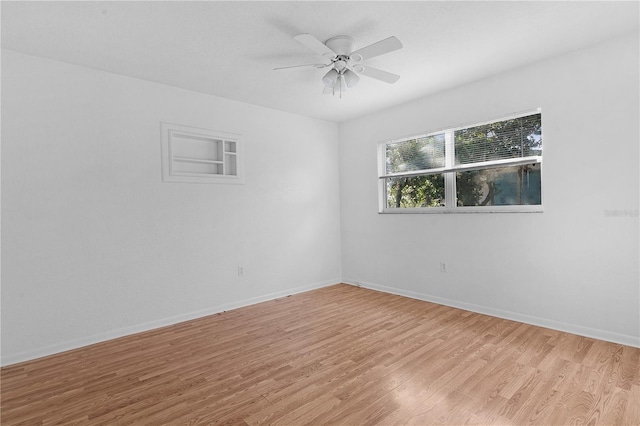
[274,33,403,96]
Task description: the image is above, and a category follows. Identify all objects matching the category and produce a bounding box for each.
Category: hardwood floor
[1,284,638,425]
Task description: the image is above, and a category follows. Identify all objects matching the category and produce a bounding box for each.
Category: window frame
[378,109,543,214]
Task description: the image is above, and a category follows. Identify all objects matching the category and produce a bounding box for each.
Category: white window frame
[161,122,244,184]
[378,109,543,214]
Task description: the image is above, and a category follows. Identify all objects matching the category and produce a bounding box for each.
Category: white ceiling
[2,1,639,123]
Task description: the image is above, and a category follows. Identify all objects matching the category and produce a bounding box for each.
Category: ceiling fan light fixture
[322,69,339,87]
[343,69,360,88]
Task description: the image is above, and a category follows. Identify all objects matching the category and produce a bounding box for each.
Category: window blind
[454,113,542,165]
[380,112,542,179]
[385,134,445,174]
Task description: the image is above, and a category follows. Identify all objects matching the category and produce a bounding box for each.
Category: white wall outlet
[237,266,244,277]
[440,261,447,273]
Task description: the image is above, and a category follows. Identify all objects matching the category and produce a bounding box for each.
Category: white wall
[339,33,640,347]
[1,50,342,365]
[2,32,638,367]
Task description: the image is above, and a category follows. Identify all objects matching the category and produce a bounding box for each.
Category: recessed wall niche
[161,122,243,184]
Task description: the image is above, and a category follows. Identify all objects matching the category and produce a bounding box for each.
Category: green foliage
[386,175,445,208]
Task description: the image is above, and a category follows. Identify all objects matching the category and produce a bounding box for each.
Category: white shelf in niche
[161,123,243,184]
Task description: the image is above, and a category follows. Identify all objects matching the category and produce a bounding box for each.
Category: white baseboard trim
[343,279,640,349]
[1,279,340,367]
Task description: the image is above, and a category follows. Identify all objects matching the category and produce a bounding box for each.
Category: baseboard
[1,279,340,367]
[5,278,636,366]
[343,279,640,348]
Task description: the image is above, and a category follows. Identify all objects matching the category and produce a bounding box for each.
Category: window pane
[386,174,445,208]
[456,163,541,206]
[454,113,542,165]
[386,134,445,174]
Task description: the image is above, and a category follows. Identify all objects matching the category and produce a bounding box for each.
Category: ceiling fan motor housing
[324,35,355,57]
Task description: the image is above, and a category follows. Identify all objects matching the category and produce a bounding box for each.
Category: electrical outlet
[440,261,447,273]
[238,266,244,277]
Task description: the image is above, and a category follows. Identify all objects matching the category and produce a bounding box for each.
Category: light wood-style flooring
[2,284,639,425]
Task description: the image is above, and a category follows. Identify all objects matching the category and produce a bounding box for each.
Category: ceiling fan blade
[273,63,328,71]
[294,33,336,57]
[350,36,402,62]
[357,65,400,84]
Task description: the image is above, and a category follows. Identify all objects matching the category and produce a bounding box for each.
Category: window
[378,111,542,213]
[161,123,243,184]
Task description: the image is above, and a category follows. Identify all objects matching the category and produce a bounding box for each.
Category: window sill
[379,205,543,214]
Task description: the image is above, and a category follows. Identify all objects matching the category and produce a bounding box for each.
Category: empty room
[1,1,639,425]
